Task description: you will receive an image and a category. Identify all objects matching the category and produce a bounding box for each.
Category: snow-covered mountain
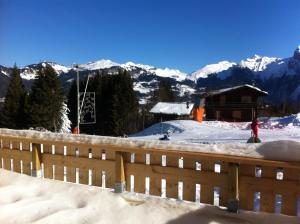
[0,60,195,104]
[192,46,300,103]
[191,46,300,81]
[190,61,236,80]
[1,45,300,105]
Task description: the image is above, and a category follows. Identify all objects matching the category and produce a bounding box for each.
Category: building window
[241,96,252,103]
[233,111,241,120]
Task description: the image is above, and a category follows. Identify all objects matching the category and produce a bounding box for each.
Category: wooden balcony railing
[0,129,299,216]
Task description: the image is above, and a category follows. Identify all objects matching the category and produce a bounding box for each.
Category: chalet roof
[207,84,268,96]
[150,102,194,115]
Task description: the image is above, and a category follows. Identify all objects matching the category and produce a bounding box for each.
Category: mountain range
[1,46,300,105]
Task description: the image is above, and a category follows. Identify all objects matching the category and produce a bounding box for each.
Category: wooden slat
[54,144,64,181]
[90,146,102,187]
[166,155,178,167]
[126,163,227,187]
[106,149,115,160]
[150,154,161,166]
[284,168,300,181]
[239,179,254,211]
[261,166,276,179]
[105,168,115,189]
[42,154,114,170]
[150,175,161,196]
[13,151,21,173]
[200,160,215,205]
[166,176,178,199]
[239,164,255,176]
[183,179,196,202]
[11,140,21,173]
[66,145,76,183]
[43,144,53,179]
[240,176,299,196]
[2,140,11,171]
[79,147,89,185]
[260,189,275,213]
[281,193,298,216]
[134,153,144,164]
[0,148,31,161]
[21,141,31,175]
[184,157,196,169]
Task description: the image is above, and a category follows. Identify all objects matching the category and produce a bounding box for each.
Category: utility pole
[76,65,80,134]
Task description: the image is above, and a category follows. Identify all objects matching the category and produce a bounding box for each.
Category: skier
[249,118,261,143]
[159,131,170,141]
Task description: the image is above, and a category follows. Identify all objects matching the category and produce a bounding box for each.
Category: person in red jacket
[251,118,259,140]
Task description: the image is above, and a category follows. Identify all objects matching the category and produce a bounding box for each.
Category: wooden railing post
[227,162,239,213]
[32,143,42,177]
[114,151,126,193]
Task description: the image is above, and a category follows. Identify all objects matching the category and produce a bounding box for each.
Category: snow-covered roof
[150,102,194,115]
[208,84,268,96]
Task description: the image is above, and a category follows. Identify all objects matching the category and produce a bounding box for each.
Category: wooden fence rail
[0,130,299,216]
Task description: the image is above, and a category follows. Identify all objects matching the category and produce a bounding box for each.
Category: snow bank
[1,127,300,162]
[258,114,300,129]
[0,169,299,224]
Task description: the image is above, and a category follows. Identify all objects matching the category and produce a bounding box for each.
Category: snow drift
[0,169,299,224]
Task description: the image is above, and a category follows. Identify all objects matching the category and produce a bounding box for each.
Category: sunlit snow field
[0,169,300,224]
[130,114,300,144]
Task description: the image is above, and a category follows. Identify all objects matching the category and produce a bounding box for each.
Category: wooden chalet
[193,84,268,122]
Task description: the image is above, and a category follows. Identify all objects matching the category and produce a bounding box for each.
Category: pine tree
[58,102,72,133]
[158,80,175,102]
[149,80,175,106]
[67,80,78,132]
[28,65,64,132]
[1,65,28,129]
[67,70,139,136]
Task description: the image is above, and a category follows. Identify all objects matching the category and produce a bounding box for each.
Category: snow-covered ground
[0,169,299,224]
[131,114,300,144]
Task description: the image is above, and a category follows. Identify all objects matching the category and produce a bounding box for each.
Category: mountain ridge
[1,46,300,105]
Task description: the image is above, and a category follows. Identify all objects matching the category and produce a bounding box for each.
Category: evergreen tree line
[0,65,65,132]
[0,64,177,135]
[67,70,140,136]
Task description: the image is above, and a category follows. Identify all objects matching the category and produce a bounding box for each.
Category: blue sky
[0,0,300,73]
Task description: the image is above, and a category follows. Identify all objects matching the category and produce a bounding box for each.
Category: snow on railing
[0,128,300,216]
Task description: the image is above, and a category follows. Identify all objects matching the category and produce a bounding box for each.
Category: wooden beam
[227,163,239,213]
[115,151,125,193]
[32,143,42,177]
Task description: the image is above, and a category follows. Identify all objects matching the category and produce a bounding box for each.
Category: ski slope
[130,114,300,144]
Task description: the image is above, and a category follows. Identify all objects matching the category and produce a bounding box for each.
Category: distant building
[150,102,194,122]
[193,84,268,122]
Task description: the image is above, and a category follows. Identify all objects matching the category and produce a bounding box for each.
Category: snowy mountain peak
[239,55,280,72]
[189,61,236,81]
[120,61,188,82]
[121,61,154,70]
[79,59,119,70]
[47,62,71,74]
